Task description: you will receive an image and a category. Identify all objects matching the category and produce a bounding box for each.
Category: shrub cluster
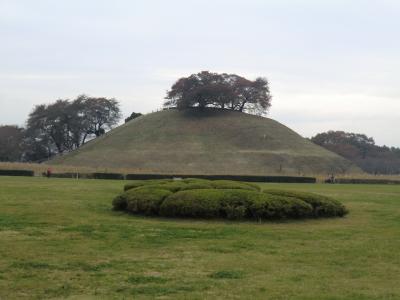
[123,178,260,193]
[263,189,348,217]
[113,179,347,221]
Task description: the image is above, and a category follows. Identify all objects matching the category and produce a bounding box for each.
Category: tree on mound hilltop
[164,71,272,115]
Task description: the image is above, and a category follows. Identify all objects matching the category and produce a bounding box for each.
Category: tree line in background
[0,95,123,162]
[164,71,272,115]
[311,131,400,174]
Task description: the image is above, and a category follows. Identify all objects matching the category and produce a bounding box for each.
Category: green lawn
[0,177,399,299]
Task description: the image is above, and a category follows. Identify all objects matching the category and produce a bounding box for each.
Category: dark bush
[92,172,125,180]
[0,169,34,177]
[263,189,348,217]
[112,194,128,211]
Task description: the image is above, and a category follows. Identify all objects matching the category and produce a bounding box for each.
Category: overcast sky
[1,0,399,146]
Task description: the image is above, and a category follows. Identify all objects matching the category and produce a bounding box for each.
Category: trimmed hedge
[113,179,347,221]
[77,173,95,179]
[125,174,316,183]
[41,172,95,179]
[92,172,125,180]
[335,178,400,185]
[0,169,34,177]
[19,171,315,183]
[126,174,175,180]
[48,172,78,178]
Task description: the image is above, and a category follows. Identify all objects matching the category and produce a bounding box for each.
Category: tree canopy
[0,125,25,162]
[125,112,142,123]
[26,95,121,156]
[164,71,272,115]
[311,131,400,174]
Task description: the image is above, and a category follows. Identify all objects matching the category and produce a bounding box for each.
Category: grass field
[1,177,400,299]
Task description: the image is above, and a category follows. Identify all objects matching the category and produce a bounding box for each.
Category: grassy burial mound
[113,179,348,220]
[50,108,359,175]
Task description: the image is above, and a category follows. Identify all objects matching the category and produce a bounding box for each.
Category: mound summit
[50,108,358,175]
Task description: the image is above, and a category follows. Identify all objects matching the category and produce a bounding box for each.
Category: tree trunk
[239,101,247,112]
[82,133,88,145]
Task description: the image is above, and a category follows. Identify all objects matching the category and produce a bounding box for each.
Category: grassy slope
[50,109,359,175]
[1,177,400,299]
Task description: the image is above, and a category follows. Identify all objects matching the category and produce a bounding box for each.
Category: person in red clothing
[46,168,52,178]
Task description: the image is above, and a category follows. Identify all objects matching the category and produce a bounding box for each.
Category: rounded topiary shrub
[263,189,348,217]
[123,178,258,193]
[112,194,128,211]
[124,179,173,191]
[210,180,261,191]
[160,189,224,218]
[113,179,348,221]
[248,194,313,219]
[113,187,172,215]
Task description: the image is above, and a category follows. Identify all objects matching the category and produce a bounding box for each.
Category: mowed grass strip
[0,177,399,299]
